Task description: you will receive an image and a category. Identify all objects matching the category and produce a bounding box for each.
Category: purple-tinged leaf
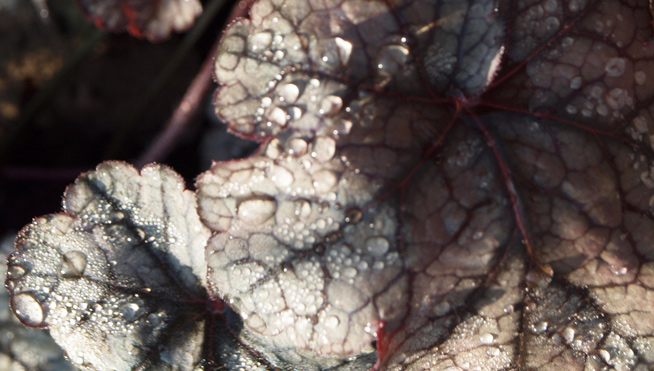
[205,0,654,369]
[76,0,202,41]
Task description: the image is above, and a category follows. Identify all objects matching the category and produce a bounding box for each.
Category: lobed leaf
[6,162,213,370]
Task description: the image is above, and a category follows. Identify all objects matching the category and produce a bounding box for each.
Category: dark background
[0,0,255,239]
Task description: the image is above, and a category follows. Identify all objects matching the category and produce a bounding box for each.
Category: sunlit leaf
[6,162,215,370]
[204,0,654,369]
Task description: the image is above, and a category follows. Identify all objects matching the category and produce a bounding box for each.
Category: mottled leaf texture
[0,235,76,371]
[204,0,654,369]
[6,162,219,370]
[76,0,202,41]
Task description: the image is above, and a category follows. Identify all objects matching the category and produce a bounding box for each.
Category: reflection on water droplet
[605,57,626,77]
[311,136,336,162]
[365,236,390,256]
[278,83,300,103]
[569,76,582,90]
[268,107,287,127]
[60,251,88,278]
[472,231,484,241]
[433,301,450,316]
[7,265,26,280]
[319,96,343,117]
[270,165,294,187]
[325,315,340,328]
[487,347,500,357]
[12,292,45,327]
[119,302,141,322]
[533,321,548,334]
[334,37,353,64]
[343,266,358,278]
[287,138,308,156]
[312,170,338,193]
[376,44,410,77]
[562,327,575,343]
[344,208,362,224]
[238,197,277,225]
[479,333,494,344]
[250,31,273,51]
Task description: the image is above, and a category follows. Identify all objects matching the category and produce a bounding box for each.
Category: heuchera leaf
[0,236,76,371]
[202,0,654,369]
[5,162,221,370]
[76,0,203,41]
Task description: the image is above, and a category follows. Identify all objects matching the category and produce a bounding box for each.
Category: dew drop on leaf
[605,57,626,77]
[6,265,26,280]
[365,236,390,256]
[237,197,277,225]
[60,251,88,278]
[278,83,300,103]
[11,292,45,327]
[319,96,343,117]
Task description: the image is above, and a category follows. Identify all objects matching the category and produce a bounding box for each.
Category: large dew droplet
[325,315,340,328]
[318,96,343,117]
[334,37,353,64]
[238,197,277,225]
[6,265,26,280]
[311,136,336,163]
[249,31,273,51]
[60,251,88,278]
[376,44,410,76]
[278,83,300,103]
[365,236,390,256]
[12,292,45,327]
[119,302,141,322]
[605,57,626,77]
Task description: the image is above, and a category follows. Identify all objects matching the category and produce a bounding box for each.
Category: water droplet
[249,31,273,51]
[376,44,410,76]
[566,104,578,114]
[238,197,277,225]
[472,231,484,241]
[561,37,574,47]
[544,17,560,32]
[311,136,336,162]
[270,165,294,187]
[544,0,558,12]
[12,292,45,327]
[372,261,385,270]
[319,96,343,117]
[119,302,141,322]
[562,327,575,343]
[343,266,358,278]
[606,88,628,110]
[334,37,353,64]
[60,251,87,278]
[261,96,272,108]
[312,170,338,193]
[268,107,287,127]
[613,266,628,276]
[344,208,362,224]
[278,83,300,103]
[605,57,626,77]
[598,349,611,363]
[633,116,648,133]
[325,315,340,328]
[287,138,308,156]
[6,265,26,280]
[433,301,450,316]
[365,236,390,256]
[533,321,548,334]
[479,333,494,344]
[486,347,500,357]
[569,76,582,90]
[635,70,647,85]
[287,106,303,120]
